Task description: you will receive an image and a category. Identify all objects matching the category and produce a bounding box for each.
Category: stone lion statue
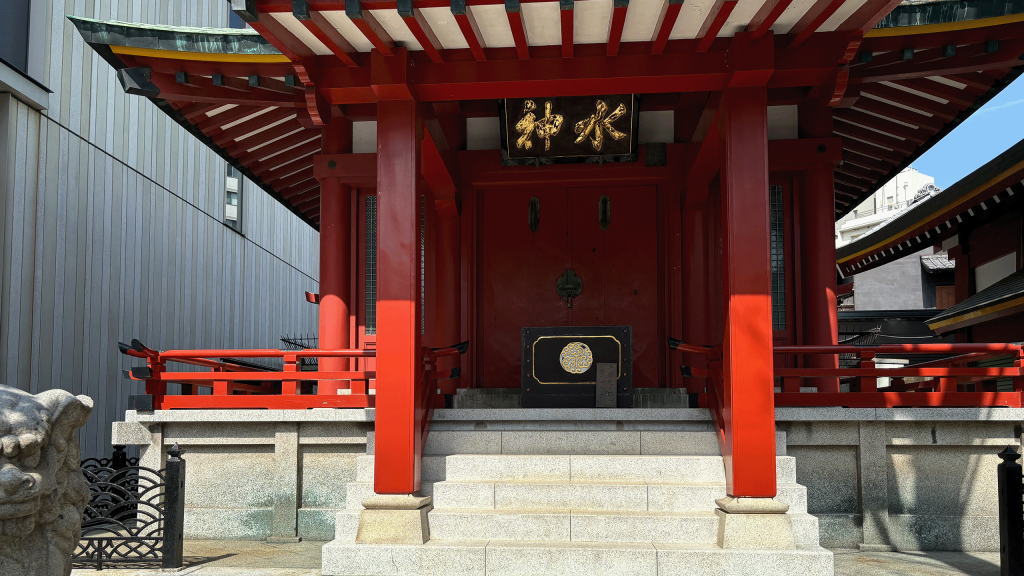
[0,385,93,576]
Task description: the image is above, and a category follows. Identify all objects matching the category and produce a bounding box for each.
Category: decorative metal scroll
[500,95,639,165]
[74,445,185,571]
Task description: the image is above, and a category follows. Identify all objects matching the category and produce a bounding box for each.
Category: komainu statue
[0,385,93,576]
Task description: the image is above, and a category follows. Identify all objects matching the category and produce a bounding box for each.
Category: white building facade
[835,167,938,246]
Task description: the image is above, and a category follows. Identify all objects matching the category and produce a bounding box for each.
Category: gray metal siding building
[0,0,320,457]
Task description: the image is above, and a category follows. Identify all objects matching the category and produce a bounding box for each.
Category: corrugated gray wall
[0,1,320,457]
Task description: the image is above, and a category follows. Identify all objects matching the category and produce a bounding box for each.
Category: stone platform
[324,409,832,576]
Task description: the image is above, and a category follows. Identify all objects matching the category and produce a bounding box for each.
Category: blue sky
[911,74,1024,189]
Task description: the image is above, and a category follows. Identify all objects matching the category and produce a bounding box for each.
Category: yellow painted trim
[927,296,1024,330]
[838,159,1024,264]
[110,45,290,63]
[865,13,1024,38]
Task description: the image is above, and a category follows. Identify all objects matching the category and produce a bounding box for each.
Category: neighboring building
[835,167,938,246]
[838,136,1024,344]
[0,1,319,457]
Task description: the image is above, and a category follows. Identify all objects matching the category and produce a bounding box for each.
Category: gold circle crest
[559,342,593,374]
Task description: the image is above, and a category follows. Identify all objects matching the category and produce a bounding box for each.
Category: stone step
[368,428,787,456]
[440,454,795,484]
[432,480,808,514]
[322,539,834,576]
[428,508,720,544]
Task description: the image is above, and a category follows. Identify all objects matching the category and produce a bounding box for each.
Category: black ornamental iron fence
[999,446,1024,576]
[74,444,186,570]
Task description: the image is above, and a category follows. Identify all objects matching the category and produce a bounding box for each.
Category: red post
[719,86,777,498]
[859,350,877,393]
[318,120,354,395]
[374,98,423,494]
[434,210,461,387]
[681,205,709,392]
[798,102,840,394]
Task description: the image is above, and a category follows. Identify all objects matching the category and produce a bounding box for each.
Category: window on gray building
[226,164,242,231]
[0,0,31,73]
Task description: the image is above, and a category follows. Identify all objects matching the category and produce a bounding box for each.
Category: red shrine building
[74,1,1024,574]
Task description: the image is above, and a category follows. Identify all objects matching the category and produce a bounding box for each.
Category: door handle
[556,269,582,308]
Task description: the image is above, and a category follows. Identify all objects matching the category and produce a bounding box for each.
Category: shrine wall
[0,0,320,458]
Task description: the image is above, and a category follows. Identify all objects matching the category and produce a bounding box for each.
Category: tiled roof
[921,254,955,271]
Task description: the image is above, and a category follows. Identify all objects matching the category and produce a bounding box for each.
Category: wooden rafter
[451,0,486,61]
[293,0,359,67]
[400,0,445,63]
[238,130,320,165]
[746,0,795,40]
[651,0,683,56]
[347,0,396,56]
[695,0,738,53]
[225,121,304,156]
[836,0,904,34]
[789,0,846,49]
[213,108,296,146]
[505,0,531,60]
[560,0,574,58]
[607,0,628,56]
[834,109,930,145]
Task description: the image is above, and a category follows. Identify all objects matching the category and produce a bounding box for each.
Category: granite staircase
[323,409,833,576]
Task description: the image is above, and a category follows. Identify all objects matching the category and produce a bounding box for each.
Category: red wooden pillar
[374,98,424,494]
[434,210,461,385]
[719,86,777,498]
[798,104,840,393]
[681,205,709,390]
[318,120,354,394]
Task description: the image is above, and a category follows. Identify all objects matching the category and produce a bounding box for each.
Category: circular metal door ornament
[559,342,593,374]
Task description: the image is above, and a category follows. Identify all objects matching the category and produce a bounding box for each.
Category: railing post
[998,447,1024,576]
[145,359,167,409]
[858,350,876,393]
[212,366,232,396]
[1013,349,1024,393]
[282,353,299,395]
[162,443,186,570]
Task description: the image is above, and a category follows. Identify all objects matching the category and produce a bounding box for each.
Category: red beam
[789,0,846,49]
[894,78,976,107]
[607,0,628,56]
[159,394,374,409]
[746,0,794,40]
[400,0,445,63]
[853,96,947,132]
[196,105,262,133]
[651,0,683,56]
[149,73,306,108]
[294,0,360,67]
[695,0,738,53]
[840,137,903,164]
[251,140,322,175]
[451,0,487,61]
[226,121,304,156]
[774,392,1020,408]
[859,84,957,121]
[238,129,321,165]
[348,0,396,56]
[560,0,574,58]
[212,108,296,146]
[247,11,319,85]
[833,109,931,145]
[180,102,223,121]
[836,0,903,34]
[853,39,1024,83]
[506,0,531,59]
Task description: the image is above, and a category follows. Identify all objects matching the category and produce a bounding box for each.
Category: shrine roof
[836,135,1024,277]
[69,2,1024,230]
[926,268,1024,333]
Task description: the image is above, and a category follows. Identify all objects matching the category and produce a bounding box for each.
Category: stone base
[266,536,302,543]
[716,509,797,550]
[355,495,432,545]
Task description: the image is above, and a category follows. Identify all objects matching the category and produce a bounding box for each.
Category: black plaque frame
[499,95,641,166]
[521,326,633,408]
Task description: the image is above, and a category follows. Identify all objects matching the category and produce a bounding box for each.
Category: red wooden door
[479,186,659,388]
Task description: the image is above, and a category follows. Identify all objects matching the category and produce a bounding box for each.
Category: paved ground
[71,541,1001,575]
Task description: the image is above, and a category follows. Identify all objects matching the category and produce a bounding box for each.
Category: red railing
[673,340,1024,408]
[120,339,467,411]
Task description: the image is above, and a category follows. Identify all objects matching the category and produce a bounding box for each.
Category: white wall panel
[0,1,320,458]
